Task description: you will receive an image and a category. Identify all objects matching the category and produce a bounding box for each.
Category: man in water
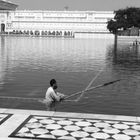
[43,79,65,111]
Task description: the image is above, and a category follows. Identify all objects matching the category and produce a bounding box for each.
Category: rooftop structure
[0,0,18,10]
[0,0,114,37]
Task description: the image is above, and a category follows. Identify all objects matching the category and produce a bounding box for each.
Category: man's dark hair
[50,79,56,86]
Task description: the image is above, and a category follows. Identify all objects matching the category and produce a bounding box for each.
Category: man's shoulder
[47,87,54,92]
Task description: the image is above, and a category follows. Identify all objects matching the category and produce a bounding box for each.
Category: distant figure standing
[43,79,65,111]
[133,39,139,46]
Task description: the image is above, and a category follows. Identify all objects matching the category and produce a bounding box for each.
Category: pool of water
[0,36,140,116]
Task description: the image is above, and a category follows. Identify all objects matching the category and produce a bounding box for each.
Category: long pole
[64,79,121,100]
[0,79,121,103]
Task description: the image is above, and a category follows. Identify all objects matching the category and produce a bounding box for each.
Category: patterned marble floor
[0,113,12,125]
[9,115,140,140]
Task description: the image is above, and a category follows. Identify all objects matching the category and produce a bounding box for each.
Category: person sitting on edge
[43,79,65,111]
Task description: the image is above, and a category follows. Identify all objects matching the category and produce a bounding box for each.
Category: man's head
[50,79,57,89]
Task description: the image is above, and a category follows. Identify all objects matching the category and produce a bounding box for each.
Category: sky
[9,0,140,11]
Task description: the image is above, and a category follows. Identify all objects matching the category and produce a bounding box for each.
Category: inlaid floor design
[9,115,140,140]
[0,113,12,125]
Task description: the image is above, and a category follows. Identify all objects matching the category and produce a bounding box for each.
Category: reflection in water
[1,38,105,72]
[0,36,140,116]
[0,37,110,96]
[0,37,6,88]
[107,42,140,68]
[105,42,140,116]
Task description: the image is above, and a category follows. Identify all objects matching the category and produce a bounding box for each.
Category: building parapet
[0,10,114,37]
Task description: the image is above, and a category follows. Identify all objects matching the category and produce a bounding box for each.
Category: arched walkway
[1,23,5,32]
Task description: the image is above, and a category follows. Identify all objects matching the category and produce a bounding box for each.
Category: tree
[107,20,118,34]
[107,7,140,34]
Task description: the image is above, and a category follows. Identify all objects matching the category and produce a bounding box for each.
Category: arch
[60,31,62,36]
[48,31,51,35]
[1,23,5,32]
[41,31,45,36]
[35,30,40,36]
[56,31,59,36]
[19,30,22,34]
[30,30,33,35]
[23,30,26,34]
[67,31,71,36]
[44,31,48,35]
[52,31,55,36]
[15,30,19,34]
[27,30,29,35]
[64,31,67,36]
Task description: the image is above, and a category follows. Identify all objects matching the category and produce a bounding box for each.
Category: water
[0,36,140,116]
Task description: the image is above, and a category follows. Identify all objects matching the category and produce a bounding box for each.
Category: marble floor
[0,113,12,125]
[0,108,140,140]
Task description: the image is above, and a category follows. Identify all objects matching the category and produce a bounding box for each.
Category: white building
[0,0,114,37]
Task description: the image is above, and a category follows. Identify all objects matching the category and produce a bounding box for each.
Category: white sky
[10,0,140,11]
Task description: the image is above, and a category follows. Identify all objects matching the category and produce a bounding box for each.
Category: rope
[76,68,105,101]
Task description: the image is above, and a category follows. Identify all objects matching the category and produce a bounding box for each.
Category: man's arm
[50,91,60,102]
[57,92,65,101]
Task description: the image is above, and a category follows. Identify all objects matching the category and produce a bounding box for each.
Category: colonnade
[9,30,74,37]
